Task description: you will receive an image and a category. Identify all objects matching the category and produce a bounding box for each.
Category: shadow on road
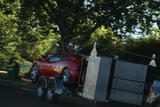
[0,80,151,107]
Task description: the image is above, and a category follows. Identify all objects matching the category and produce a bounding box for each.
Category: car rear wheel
[46,79,58,103]
[30,64,39,82]
[35,78,46,100]
[61,69,71,83]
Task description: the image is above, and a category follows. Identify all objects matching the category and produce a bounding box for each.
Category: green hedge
[0,53,32,79]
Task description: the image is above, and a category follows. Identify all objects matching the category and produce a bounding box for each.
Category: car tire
[46,79,58,103]
[61,69,71,83]
[30,64,39,83]
[35,78,46,100]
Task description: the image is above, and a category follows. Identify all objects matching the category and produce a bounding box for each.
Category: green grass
[19,63,32,76]
[0,61,32,80]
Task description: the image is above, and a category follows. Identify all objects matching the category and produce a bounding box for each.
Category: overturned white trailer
[83,56,148,105]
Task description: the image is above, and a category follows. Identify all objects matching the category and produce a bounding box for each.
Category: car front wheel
[30,64,39,82]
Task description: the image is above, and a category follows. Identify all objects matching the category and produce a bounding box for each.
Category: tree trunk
[60,37,66,52]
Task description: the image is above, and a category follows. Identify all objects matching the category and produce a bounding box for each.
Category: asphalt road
[0,80,105,107]
[0,80,149,107]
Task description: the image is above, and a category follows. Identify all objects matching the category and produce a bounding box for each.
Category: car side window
[48,55,69,62]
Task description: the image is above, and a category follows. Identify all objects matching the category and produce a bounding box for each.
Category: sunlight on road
[21,78,32,83]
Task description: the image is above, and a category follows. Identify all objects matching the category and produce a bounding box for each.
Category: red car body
[32,52,82,84]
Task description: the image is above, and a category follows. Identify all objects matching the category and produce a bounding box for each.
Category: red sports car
[29,52,82,84]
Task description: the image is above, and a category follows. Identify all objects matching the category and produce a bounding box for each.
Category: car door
[46,55,62,77]
[53,55,70,74]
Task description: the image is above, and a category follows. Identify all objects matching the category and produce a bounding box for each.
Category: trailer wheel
[35,77,46,100]
[46,79,58,103]
[152,97,160,107]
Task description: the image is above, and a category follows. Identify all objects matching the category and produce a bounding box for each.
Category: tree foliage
[19,0,160,50]
[0,0,160,71]
[0,0,20,53]
[0,0,59,70]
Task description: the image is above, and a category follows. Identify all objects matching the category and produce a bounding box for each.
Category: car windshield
[48,54,69,62]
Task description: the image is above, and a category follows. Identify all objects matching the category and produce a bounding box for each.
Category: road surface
[0,79,144,107]
[0,80,101,107]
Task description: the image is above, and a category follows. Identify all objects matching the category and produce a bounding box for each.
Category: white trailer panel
[110,60,148,105]
[114,61,148,82]
[82,56,112,101]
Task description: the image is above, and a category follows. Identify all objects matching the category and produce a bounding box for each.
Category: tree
[89,0,160,35]
[0,0,20,53]
[19,0,160,52]
[149,27,160,40]
[0,0,59,71]
[0,0,21,70]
